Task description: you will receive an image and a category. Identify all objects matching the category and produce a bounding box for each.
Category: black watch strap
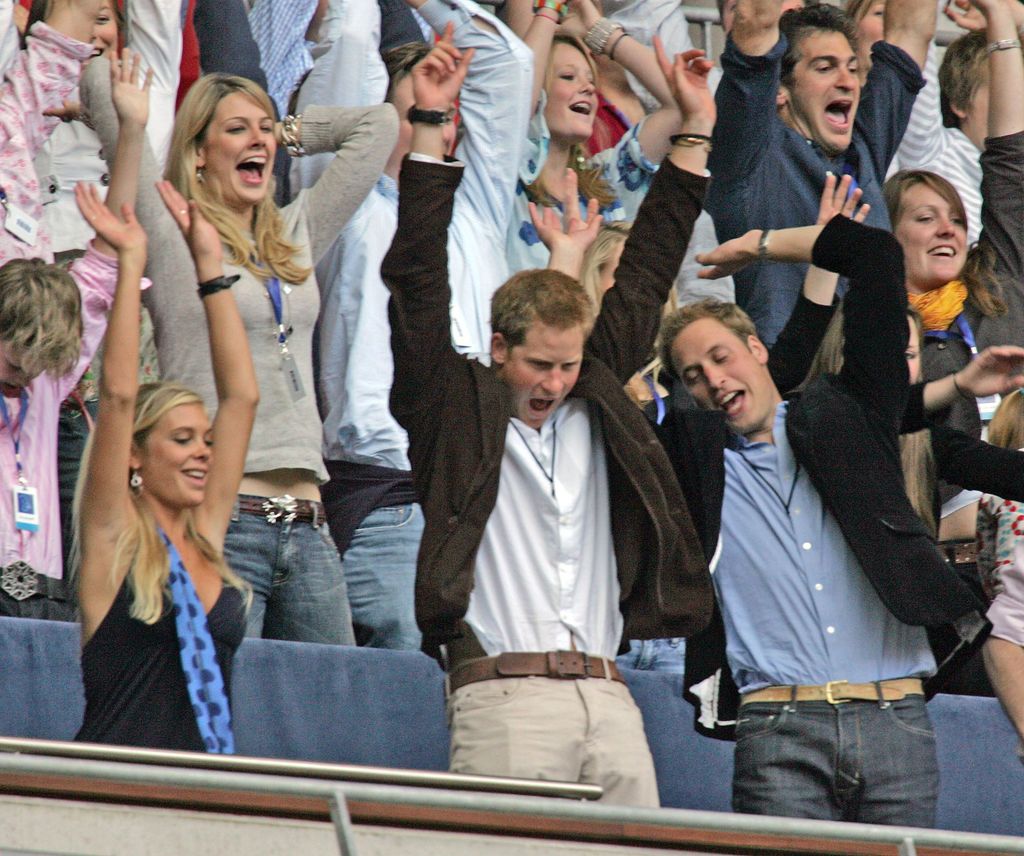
[407,106,454,125]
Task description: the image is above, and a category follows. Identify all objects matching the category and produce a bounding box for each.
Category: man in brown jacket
[382,33,715,805]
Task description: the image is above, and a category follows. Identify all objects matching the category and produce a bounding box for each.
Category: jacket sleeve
[768,295,836,397]
[811,215,908,424]
[586,160,708,383]
[382,157,467,455]
[930,422,1024,501]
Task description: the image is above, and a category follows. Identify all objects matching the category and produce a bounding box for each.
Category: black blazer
[661,216,992,739]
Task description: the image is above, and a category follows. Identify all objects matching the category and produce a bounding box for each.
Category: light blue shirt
[248,0,315,119]
[291,0,532,467]
[717,402,935,694]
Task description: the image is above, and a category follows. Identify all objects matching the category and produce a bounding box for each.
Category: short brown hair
[659,299,757,377]
[779,4,859,90]
[491,269,594,348]
[0,259,81,380]
[939,32,988,129]
[383,43,432,103]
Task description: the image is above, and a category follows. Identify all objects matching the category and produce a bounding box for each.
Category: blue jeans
[615,638,686,674]
[223,510,355,645]
[341,504,423,650]
[732,696,939,826]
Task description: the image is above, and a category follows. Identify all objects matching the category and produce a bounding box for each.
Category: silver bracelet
[583,17,625,56]
[987,38,1022,54]
[281,114,305,157]
[757,229,772,262]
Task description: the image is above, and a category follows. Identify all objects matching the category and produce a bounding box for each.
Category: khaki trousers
[447,675,660,807]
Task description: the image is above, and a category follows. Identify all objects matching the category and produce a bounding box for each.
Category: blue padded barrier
[0,617,1022,835]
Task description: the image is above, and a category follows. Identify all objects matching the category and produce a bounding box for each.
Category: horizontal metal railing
[0,740,1023,855]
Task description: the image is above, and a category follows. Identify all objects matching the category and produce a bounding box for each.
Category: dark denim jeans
[732,695,939,826]
[224,510,355,645]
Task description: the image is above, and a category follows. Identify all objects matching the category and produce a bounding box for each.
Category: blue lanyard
[643,374,666,425]
[841,162,859,195]
[263,275,290,348]
[0,389,30,482]
[924,312,977,356]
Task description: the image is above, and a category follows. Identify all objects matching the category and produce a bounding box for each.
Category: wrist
[533,0,567,23]
[952,370,974,401]
[678,119,715,137]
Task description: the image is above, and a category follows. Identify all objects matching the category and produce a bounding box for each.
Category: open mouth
[237,157,266,186]
[182,469,207,487]
[929,246,957,258]
[824,100,852,131]
[569,101,593,116]
[717,390,744,419]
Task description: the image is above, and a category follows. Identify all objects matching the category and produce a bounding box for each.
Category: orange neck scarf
[907,280,967,332]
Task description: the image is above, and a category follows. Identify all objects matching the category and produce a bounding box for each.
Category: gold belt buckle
[825,679,849,705]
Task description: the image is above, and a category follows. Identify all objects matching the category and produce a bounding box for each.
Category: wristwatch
[407,106,455,125]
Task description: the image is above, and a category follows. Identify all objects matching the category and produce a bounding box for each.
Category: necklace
[510,418,558,499]
[735,449,800,513]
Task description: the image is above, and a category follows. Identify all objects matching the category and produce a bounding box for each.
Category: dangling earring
[196,166,205,184]
[130,470,143,491]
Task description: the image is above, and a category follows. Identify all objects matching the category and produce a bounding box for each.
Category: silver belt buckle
[1,561,39,601]
[261,494,298,524]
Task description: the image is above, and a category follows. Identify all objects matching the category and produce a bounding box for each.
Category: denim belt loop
[786,684,797,712]
[875,680,891,709]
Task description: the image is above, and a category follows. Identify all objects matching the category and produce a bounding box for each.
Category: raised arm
[882,0,935,71]
[587,46,714,380]
[291,102,399,264]
[731,0,782,57]
[500,0,557,110]
[156,181,259,550]
[74,186,148,644]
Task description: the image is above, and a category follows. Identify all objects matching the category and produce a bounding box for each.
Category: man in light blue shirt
[290,0,531,648]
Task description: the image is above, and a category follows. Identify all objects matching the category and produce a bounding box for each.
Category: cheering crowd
[3,0,1024,825]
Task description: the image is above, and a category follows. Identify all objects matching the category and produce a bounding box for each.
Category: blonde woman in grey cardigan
[84,60,399,644]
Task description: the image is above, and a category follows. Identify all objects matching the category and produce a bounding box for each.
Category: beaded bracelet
[987,38,1021,54]
[584,17,625,56]
[533,0,567,22]
[197,274,240,300]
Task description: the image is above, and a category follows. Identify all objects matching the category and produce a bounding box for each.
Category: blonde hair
[0,259,81,379]
[988,391,1024,451]
[74,382,249,624]
[527,36,616,210]
[802,305,937,534]
[580,222,676,398]
[166,74,311,285]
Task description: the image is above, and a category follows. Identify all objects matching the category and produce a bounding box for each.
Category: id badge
[2,202,39,246]
[12,484,39,532]
[280,350,306,402]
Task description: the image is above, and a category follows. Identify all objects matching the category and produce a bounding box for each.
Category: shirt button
[802,542,812,551]
[814,583,823,591]
[826,626,836,634]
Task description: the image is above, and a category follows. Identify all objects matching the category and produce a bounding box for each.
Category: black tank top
[76,580,245,750]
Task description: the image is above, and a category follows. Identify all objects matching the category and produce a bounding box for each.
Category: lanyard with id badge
[0,186,39,246]
[0,390,39,532]
[263,273,306,402]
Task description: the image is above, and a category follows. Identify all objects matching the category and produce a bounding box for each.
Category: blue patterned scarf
[161,532,235,753]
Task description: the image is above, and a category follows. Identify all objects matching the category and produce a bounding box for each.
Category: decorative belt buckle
[262,494,298,524]
[1,561,39,601]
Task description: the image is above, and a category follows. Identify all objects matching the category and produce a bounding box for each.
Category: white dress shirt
[467,401,623,659]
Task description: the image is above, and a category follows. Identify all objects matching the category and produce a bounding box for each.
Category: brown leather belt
[236,494,324,526]
[449,651,625,693]
[940,539,978,568]
[741,678,924,706]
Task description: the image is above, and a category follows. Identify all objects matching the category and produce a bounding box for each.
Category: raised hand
[944,0,986,31]
[817,172,870,225]
[653,39,716,133]
[530,170,603,277]
[75,182,147,262]
[955,346,1024,397]
[696,231,761,280]
[412,22,474,111]
[155,180,223,277]
[110,48,154,131]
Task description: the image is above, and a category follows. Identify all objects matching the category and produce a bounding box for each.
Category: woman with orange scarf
[882,0,1024,539]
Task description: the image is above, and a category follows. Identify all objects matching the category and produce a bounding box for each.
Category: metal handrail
[0,736,602,801]
[0,749,1023,854]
